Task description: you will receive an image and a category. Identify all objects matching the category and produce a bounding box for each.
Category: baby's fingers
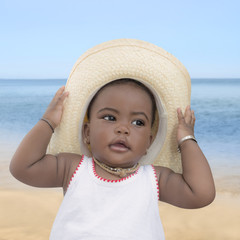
[191,110,196,126]
[54,86,69,104]
[177,106,195,140]
[177,108,185,123]
[184,105,192,124]
[54,86,65,99]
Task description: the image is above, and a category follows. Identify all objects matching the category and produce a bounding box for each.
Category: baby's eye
[132,119,145,126]
[103,115,116,121]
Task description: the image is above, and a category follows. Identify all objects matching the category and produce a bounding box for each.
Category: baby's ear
[148,134,153,148]
[144,134,153,155]
[83,122,90,144]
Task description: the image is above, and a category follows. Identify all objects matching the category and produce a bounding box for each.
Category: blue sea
[0,79,240,174]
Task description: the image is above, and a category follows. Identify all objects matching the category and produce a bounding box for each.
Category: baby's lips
[113,142,128,148]
[109,144,129,152]
[112,138,130,148]
[109,139,131,152]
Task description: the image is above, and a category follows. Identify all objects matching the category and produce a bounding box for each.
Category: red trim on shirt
[151,165,160,201]
[92,158,139,183]
[67,155,84,189]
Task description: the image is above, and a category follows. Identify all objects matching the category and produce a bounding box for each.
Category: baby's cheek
[135,133,151,151]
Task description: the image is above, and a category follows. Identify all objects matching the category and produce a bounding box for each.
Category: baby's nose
[115,125,130,135]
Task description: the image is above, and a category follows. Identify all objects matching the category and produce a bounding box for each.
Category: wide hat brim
[47,39,191,173]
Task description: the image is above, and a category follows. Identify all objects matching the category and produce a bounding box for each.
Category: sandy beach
[1,189,240,240]
[1,148,240,240]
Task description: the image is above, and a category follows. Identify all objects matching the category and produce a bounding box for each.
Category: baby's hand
[177,105,195,142]
[42,86,69,129]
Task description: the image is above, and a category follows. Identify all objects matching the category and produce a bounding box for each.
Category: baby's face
[84,83,153,167]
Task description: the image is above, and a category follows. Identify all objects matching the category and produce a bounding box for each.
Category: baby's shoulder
[57,152,82,161]
[57,152,82,171]
[56,152,83,193]
[152,165,174,183]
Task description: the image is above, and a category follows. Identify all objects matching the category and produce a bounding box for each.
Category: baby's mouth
[109,141,130,152]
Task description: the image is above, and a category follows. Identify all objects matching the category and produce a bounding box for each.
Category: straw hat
[47,39,191,173]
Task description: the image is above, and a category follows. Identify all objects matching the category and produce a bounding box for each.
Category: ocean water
[191,79,240,167]
[0,79,239,171]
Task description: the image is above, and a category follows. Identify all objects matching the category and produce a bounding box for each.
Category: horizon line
[0,77,240,80]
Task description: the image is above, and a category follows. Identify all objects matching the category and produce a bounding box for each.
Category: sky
[1,0,239,79]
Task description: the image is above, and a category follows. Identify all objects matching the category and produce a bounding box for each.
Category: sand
[159,194,240,240]
[0,189,62,240]
[1,187,240,239]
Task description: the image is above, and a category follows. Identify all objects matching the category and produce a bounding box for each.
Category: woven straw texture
[47,39,191,173]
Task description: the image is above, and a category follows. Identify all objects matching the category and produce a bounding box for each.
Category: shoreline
[1,158,240,195]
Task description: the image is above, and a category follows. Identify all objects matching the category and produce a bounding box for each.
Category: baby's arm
[157,106,215,209]
[10,86,72,189]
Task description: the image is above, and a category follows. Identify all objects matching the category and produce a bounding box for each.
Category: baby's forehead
[92,82,152,106]
[86,79,157,124]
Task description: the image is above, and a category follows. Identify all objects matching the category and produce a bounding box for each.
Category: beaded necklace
[93,157,140,178]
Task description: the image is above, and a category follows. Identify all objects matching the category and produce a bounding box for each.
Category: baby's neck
[93,162,138,180]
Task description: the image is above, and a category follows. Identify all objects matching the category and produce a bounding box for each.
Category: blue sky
[1,0,239,79]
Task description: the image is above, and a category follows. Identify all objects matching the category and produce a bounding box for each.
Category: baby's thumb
[177,108,185,124]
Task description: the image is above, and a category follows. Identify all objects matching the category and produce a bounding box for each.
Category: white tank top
[50,155,165,239]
